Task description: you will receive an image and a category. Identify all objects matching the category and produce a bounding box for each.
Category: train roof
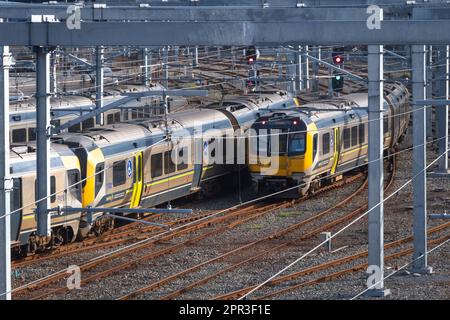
[255,92,392,129]
[10,142,73,174]
[77,123,153,148]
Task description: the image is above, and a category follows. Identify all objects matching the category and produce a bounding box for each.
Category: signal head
[333,55,343,65]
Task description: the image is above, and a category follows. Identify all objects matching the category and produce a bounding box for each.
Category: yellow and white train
[9,90,296,256]
[248,83,410,197]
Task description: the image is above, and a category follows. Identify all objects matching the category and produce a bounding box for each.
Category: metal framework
[367,44,390,297]
[0,40,11,301]
[1,2,450,300]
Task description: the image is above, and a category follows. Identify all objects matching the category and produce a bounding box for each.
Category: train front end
[248,112,317,198]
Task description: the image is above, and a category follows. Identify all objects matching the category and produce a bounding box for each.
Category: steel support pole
[426,46,433,140]
[295,45,302,92]
[294,46,302,93]
[0,43,11,300]
[194,46,198,68]
[366,45,390,297]
[51,51,57,94]
[311,46,319,92]
[148,50,153,84]
[163,46,169,89]
[287,52,296,95]
[143,47,149,86]
[174,46,180,64]
[35,46,51,237]
[435,45,449,173]
[327,48,333,97]
[411,45,433,274]
[302,45,310,90]
[95,46,104,125]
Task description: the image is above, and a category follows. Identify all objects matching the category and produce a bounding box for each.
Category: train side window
[68,123,81,133]
[107,113,115,125]
[95,163,104,197]
[28,127,36,141]
[359,124,365,144]
[351,126,358,146]
[383,116,389,133]
[164,151,176,175]
[343,128,351,149]
[67,169,81,202]
[322,133,330,155]
[177,148,188,171]
[132,109,138,119]
[12,128,26,143]
[112,161,126,187]
[151,153,163,178]
[82,118,95,130]
[114,112,121,123]
[313,134,318,159]
[50,176,56,203]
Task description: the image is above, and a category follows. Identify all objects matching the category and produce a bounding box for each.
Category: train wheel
[12,245,28,259]
[93,217,114,236]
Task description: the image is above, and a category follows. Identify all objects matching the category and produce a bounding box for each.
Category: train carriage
[249,83,410,197]
[10,143,83,255]
[8,90,298,255]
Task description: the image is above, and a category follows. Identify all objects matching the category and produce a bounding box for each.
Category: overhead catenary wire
[0,105,446,222]
[0,46,443,297]
[237,146,450,300]
[1,139,447,299]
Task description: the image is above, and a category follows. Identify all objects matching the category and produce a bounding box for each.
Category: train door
[330,128,340,175]
[10,178,22,241]
[190,137,203,192]
[130,152,144,208]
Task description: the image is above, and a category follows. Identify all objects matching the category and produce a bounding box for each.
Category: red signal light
[333,55,343,65]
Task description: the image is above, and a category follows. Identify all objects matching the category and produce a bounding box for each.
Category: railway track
[13,170,365,300]
[214,223,450,300]
[117,157,395,300]
[12,210,218,268]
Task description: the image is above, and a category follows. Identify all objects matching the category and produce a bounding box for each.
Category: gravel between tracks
[13,134,449,300]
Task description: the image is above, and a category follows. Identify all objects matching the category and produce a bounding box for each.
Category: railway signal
[246,70,260,90]
[332,47,345,65]
[245,46,259,65]
[332,74,344,92]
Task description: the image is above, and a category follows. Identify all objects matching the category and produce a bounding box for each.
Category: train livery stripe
[144,165,213,188]
[305,122,319,171]
[130,152,144,208]
[83,148,105,207]
[341,144,368,157]
[331,127,340,175]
